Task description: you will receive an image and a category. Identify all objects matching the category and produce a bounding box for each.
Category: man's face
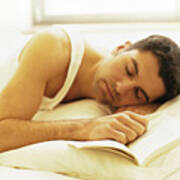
[93,49,166,107]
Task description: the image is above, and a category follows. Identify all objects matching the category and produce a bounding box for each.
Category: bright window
[32,0,180,24]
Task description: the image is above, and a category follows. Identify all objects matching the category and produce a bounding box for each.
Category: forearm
[0,110,150,152]
[0,118,88,152]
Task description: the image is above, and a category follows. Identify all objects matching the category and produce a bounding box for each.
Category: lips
[98,80,114,101]
[105,81,114,100]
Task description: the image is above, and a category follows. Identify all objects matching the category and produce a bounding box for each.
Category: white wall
[0,0,31,28]
[0,0,32,67]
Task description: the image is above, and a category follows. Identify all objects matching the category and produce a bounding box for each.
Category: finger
[107,127,127,144]
[110,120,137,142]
[125,111,149,129]
[116,114,145,136]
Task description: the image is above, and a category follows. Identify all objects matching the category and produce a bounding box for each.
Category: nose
[115,81,135,95]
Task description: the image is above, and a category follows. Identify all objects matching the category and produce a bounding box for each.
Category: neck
[74,41,107,99]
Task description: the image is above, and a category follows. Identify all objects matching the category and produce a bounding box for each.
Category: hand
[82,111,148,144]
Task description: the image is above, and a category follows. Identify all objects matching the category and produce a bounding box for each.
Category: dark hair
[127,35,180,103]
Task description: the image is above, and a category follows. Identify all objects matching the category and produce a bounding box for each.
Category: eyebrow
[131,57,138,75]
[135,87,150,103]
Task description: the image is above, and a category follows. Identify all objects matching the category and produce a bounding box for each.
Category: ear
[112,41,132,55]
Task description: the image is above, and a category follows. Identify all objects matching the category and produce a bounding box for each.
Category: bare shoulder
[0,28,72,120]
[18,27,71,81]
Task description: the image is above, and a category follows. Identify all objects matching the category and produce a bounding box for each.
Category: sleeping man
[0,27,180,152]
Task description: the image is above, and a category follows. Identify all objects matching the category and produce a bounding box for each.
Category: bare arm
[0,111,148,152]
[0,29,76,152]
[0,28,71,121]
[0,118,87,152]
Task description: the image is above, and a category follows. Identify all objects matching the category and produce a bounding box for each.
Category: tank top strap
[39,26,85,110]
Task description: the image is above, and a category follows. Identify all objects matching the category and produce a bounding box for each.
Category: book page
[128,113,180,166]
[68,140,139,164]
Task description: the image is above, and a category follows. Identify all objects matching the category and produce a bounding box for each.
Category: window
[32,0,180,25]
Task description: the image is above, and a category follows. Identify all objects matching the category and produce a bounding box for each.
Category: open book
[69,113,180,167]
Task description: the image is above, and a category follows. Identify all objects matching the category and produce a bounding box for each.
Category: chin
[95,96,115,107]
[94,94,107,104]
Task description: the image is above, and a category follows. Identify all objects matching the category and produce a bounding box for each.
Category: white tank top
[26,26,83,111]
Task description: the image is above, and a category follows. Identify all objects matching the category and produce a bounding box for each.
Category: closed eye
[125,57,138,77]
[134,87,149,103]
[125,65,133,77]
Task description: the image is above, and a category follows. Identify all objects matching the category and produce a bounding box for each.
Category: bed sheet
[0,166,83,180]
[0,139,179,180]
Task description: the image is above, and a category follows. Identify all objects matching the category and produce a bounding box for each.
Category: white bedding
[0,27,180,180]
[0,97,179,180]
[0,166,82,180]
[0,135,179,180]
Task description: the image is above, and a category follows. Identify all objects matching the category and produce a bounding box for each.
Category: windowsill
[22,22,180,34]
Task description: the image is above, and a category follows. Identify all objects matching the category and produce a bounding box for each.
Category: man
[0,27,179,152]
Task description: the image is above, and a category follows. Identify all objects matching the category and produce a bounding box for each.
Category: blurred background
[0,0,180,67]
[1,0,180,28]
